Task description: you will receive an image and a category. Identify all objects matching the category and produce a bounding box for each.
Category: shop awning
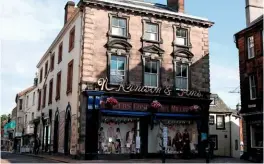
[101,109,149,117]
[155,113,200,118]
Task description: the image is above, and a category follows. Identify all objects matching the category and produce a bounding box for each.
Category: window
[39,68,43,83]
[50,53,55,71]
[110,56,126,84]
[250,124,263,148]
[26,95,29,108]
[25,115,27,124]
[111,17,127,37]
[67,60,74,93]
[216,115,225,129]
[19,99,23,110]
[209,115,214,125]
[144,60,159,87]
[42,85,47,108]
[33,92,35,105]
[32,112,34,120]
[44,61,49,77]
[210,97,216,105]
[69,26,75,51]
[38,90,41,111]
[249,75,256,99]
[209,135,218,150]
[247,36,255,59]
[17,117,21,124]
[176,28,188,46]
[175,62,188,90]
[145,23,158,41]
[56,71,61,100]
[48,79,53,104]
[58,43,63,63]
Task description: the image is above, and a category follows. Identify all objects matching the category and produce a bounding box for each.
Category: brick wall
[81,6,211,92]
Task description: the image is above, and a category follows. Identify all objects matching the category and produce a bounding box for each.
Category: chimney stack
[245,0,263,26]
[167,0,184,13]
[64,1,76,25]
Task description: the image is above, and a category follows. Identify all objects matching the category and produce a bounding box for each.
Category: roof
[209,93,233,113]
[234,15,263,37]
[83,0,214,26]
[17,86,36,97]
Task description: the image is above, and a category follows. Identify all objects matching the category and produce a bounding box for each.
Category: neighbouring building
[234,0,263,162]
[18,0,214,160]
[208,94,241,158]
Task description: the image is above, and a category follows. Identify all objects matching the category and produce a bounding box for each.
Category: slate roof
[209,93,233,113]
[234,14,263,36]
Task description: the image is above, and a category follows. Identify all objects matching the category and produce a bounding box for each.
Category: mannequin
[126,128,135,152]
[98,127,105,153]
[115,128,122,153]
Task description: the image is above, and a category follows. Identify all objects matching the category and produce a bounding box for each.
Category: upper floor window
[69,26,75,52]
[45,61,49,77]
[17,117,21,124]
[210,97,216,106]
[247,36,255,59]
[56,71,61,100]
[58,42,63,63]
[39,68,43,83]
[32,92,35,105]
[50,53,55,72]
[249,75,256,100]
[19,99,23,110]
[67,60,74,94]
[145,23,158,41]
[209,115,215,125]
[42,85,47,108]
[175,62,188,90]
[176,28,188,46]
[38,90,41,111]
[144,60,159,87]
[110,56,126,84]
[32,112,34,120]
[26,95,29,108]
[48,79,53,104]
[25,114,27,124]
[216,115,225,130]
[111,17,127,37]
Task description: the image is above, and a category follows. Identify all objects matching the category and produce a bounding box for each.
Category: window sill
[48,102,52,105]
[141,37,163,44]
[66,89,72,95]
[173,43,192,48]
[108,33,131,39]
[68,46,74,53]
[216,127,225,130]
[58,60,62,64]
[55,96,60,101]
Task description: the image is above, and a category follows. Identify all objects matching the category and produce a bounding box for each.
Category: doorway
[64,106,71,155]
[53,110,59,153]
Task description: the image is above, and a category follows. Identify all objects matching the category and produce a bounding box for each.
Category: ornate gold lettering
[164,87,171,96]
[97,78,115,91]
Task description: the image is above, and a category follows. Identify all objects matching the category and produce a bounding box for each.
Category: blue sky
[0,0,245,115]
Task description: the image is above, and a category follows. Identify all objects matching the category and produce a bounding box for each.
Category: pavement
[1,151,253,163]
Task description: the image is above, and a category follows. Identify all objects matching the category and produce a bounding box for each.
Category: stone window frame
[141,18,163,44]
[172,24,192,48]
[107,12,131,39]
[107,50,130,85]
[141,53,163,87]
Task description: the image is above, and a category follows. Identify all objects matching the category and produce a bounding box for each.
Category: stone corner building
[234,0,263,162]
[30,0,214,160]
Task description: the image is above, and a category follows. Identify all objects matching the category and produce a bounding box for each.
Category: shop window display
[148,119,198,154]
[98,116,140,154]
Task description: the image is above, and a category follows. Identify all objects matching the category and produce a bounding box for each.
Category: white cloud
[0,0,78,115]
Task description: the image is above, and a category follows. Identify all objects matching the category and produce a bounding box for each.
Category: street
[1,151,252,163]
[1,152,59,163]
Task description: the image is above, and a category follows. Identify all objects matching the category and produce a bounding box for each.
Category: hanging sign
[201,133,207,141]
[97,77,204,98]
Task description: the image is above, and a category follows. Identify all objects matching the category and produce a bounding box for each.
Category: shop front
[81,78,211,160]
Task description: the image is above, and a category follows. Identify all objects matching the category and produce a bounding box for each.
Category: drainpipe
[229,114,232,157]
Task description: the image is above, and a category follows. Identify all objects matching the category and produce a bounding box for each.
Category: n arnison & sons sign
[96,77,207,98]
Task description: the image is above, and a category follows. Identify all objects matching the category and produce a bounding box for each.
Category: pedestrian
[35,135,40,155]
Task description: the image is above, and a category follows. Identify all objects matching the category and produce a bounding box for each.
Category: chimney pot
[167,0,184,13]
[64,1,76,25]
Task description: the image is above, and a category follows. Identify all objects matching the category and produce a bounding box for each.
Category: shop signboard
[97,77,207,98]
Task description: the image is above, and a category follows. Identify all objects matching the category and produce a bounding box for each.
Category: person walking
[35,135,40,155]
